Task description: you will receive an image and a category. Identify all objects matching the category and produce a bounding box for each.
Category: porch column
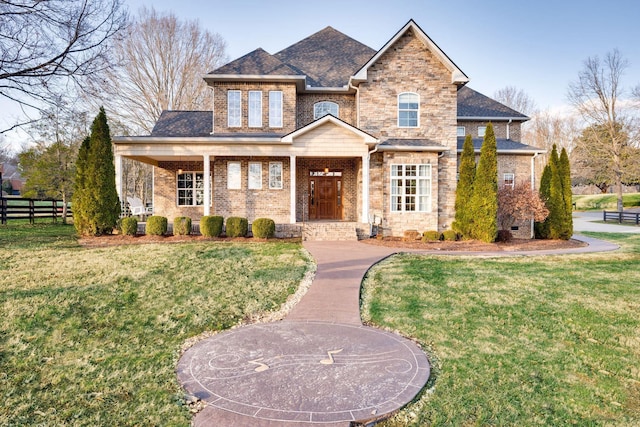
[362,154,369,223]
[290,155,296,223]
[115,154,123,201]
[203,154,211,216]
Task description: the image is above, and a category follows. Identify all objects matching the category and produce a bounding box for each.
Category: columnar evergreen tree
[469,122,498,242]
[535,164,552,238]
[73,108,120,235]
[558,147,574,238]
[452,134,476,238]
[72,137,91,234]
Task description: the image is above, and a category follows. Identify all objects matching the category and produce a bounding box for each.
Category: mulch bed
[78,233,585,252]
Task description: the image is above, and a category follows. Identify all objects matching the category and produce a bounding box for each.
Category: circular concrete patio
[177,321,430,425]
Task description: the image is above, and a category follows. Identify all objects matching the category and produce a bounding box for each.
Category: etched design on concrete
[177,321,430,424]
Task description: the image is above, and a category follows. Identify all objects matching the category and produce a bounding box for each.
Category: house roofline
[351,19,469,85]
[456,148,547,155]
[113,136,287,144]
[281,114,378,143]
[457,116,530,122]
[377,146,448,152]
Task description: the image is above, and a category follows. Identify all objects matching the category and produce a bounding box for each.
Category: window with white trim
[227,161,241,189]
[314,101,339,119]
[269,91,283,127]
[269,162,283,189]
[227,90,241,127]
[398,92,419,128]
[248,162,262,189]
[248,91,262,128]
[177,172,211,206]
[457,126,466,137]
[478,126,486,137]
[503,173,515,188]
[390,164,431,212]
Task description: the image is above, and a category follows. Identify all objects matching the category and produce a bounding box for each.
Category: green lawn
[0,223,311,425]
[361,232,640,426]
[574,193,640,211]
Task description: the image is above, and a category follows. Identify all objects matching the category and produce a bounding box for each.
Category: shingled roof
[457,86,528,120]
[210,48,300,76]
[457,137,543,153]
[151,111,213,137]
[210,26,376,88]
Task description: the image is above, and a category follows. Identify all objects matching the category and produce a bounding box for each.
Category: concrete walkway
[177,227,623,426]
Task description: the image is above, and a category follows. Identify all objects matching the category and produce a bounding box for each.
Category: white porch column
[203,154,211,216]
[362,154,369,223]
[115,154,123,201]
[290,155,296,224]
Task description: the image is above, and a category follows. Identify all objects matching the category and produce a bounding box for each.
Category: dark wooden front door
[309,175,342,220]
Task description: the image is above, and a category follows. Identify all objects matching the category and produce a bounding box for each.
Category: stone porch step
[301,221,370,241]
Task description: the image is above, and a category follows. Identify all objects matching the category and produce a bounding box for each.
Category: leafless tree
[568,49,640,211]
[93,7,228,134]
[0,0,127,133]
[494,86,538,116]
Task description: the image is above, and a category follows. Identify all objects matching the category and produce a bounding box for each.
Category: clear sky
[3,0,640,150]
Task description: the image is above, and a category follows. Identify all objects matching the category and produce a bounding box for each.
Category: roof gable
[282,114,377,144]
[274,26,376,88]
[457,86,529,120]
[352,20,468,85]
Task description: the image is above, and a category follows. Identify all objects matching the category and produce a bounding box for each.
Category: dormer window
[398,92,419,128]
[314,101,339,120]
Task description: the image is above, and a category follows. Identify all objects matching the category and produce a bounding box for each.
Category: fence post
[29,199,35,224]
[1,198,6,225]
[53,200,58,224]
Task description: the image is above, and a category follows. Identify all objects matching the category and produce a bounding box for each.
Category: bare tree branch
[0,0,127,132]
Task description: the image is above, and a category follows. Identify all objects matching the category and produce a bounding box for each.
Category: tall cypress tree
[74,108,120,236]
[73,136,91,235]
[469,122,498,243]
[558,147,573,239]
[548,145,564,239]
[535,163,552,239]
[452,134,476,239]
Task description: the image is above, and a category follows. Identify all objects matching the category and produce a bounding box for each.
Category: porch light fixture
[177,167,183,175]
[324,167,329,173]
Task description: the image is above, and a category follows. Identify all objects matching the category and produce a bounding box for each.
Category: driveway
[573,211,640,233]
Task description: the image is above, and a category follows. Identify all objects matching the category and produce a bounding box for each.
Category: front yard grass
[0,223,311,425]
[361,232,640,426]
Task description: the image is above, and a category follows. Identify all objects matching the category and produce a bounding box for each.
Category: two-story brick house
[113,20,543,239]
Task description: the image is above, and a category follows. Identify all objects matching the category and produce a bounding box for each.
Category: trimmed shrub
[146,216,167,236]
[422,230,442,242]
[226,217,248,238]
[403,229,420,242]
[201,216,223,237]
[121,217,138,236]
[173,217,192,236]
[442,229,458,241]
[252,218,276,239]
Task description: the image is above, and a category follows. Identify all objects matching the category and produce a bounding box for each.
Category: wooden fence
[0,197,72,225]
[603,210,640,225]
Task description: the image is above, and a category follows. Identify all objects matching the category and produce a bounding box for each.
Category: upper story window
[269,91,283,128]
[314,101,339,120]
[248,91,262,128]
[228,90,241,127]
[478,126,487,137]
[457,126,466,137]
[398,92,419,128]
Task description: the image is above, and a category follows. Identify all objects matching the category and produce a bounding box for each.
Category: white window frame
[227,90,241,128]
[248,91,262,128]
[269,91,283,128]
[176,171,211,206]
[248,162,262,189]
[390,164,431,212]
[478,126,487,137]
[227,161,241,189]
[269,162,283,190]
[314,101,339,120]
[457,126,466,137]
[503,173,515,188]
[398,92,419,128]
